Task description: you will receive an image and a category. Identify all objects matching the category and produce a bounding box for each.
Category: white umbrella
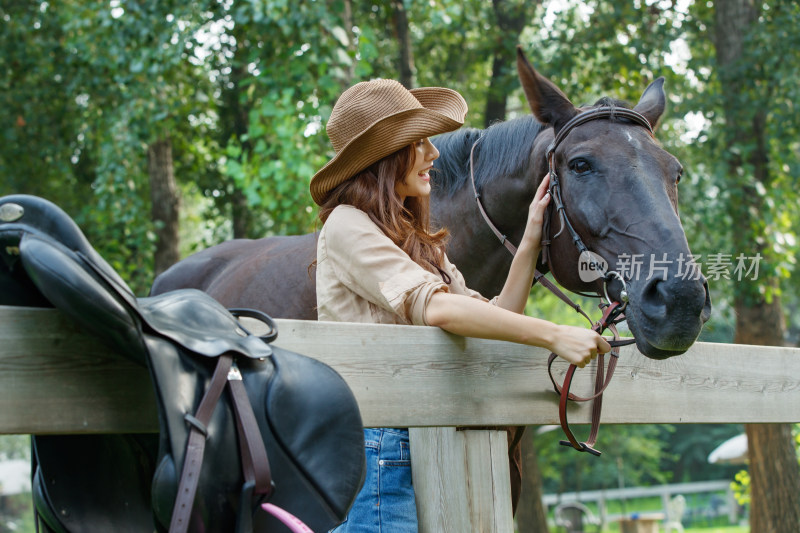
[708,433,748,464]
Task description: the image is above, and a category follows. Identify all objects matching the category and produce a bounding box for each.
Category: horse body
[154,232,318,320]
[153,50,710,360]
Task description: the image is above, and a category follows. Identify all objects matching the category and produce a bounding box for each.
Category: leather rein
[469,107,652,455]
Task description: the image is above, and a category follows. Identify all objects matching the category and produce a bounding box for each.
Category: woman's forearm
[494,173,550,313]
[426,291,556,348]
[495,241,540,313]
[426,291,610,367]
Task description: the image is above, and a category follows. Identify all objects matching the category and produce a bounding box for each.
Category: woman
[311,79,609,532]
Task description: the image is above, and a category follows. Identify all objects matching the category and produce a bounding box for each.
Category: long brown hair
[319,144,451,281]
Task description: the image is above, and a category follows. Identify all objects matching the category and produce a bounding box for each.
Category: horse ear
[516,46,577,131]
[633,77,666,130]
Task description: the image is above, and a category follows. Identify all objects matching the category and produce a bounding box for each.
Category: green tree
[0,435,29,462]
[0,4,89,209]
[1,2,217,292]
[211,1,360,239]
[707,1,800,530]
[534,425,673,495]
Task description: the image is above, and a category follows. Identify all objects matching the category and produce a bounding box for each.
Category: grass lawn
[546,491,747,533]
[595,526,747,533]
[684,528,748,533]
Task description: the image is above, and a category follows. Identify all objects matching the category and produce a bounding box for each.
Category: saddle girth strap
[229,373,273,497]
[170,354,233,533]
[170,355,274,533]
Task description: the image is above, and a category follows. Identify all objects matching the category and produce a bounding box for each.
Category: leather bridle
[469,107,653,455]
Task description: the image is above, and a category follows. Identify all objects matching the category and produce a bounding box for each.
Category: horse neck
[431,121,551,297]
[433,184,517,297]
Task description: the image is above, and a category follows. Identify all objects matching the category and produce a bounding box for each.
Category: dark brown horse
[153,49,711,360]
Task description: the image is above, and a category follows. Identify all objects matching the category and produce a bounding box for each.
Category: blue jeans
[330,428,418,533]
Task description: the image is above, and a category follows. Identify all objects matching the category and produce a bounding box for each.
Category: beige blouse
[316,205,492,326]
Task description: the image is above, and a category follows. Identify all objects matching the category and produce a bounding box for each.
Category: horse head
[516,47,711,359]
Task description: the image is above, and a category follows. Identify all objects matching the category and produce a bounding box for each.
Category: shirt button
[378,460,385,466]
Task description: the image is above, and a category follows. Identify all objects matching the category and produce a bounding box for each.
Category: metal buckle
[603,271,629,306]
[227,362,243,381]
[559,440,602,456]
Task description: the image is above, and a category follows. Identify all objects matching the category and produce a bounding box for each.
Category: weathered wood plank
[464,429,514,531]
[0,306,157,434]
[409,427,513,533]
[1,306,799,434]
[261,319,800,426]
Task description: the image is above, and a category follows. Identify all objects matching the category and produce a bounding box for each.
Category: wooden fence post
[410,427,513,532]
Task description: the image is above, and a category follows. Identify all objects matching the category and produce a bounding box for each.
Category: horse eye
[569,158,592,175]
[676,167,683,184]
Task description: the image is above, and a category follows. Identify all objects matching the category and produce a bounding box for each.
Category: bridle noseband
[470,107,653,455]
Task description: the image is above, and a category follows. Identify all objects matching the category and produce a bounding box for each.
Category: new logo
[578,251,608,282]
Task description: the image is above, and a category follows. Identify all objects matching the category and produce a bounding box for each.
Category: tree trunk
[745,422,800,532]
[147,137,180,277]
[341,0,356,86]
[221,33,252,239]
[714,1,800,531]
[391,0,415,88]
[231,188,250,239]
[517,430,550,533]
[485,0,536,127]
[737,293,800,532]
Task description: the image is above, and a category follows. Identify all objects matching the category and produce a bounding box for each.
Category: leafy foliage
[535,424,673,494]
[215,1,358,237]
[1,1,214,293]
[0,435,29,462]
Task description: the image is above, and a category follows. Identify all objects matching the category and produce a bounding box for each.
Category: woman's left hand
[519,173,551,251]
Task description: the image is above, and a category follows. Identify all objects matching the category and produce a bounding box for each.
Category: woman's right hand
[548,325,611,368]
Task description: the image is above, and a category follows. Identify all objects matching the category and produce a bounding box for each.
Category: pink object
[261,503,314,533]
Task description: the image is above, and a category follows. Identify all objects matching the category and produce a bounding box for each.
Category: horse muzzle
[625,274,712,359]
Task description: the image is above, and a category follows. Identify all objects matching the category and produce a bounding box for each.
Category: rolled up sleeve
[441,255,497,304]
[321,206,450,325]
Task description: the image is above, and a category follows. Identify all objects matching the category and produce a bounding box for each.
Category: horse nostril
[637,275,709,323]
[639,277,669,321]
[700,278,712,323]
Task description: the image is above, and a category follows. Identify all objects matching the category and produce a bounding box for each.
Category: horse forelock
[590,96,631,109]
[432,116,545,197]
[583,97,655,138]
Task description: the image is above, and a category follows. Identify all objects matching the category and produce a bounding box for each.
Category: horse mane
[432,97,634,197]
[432,115,545,197]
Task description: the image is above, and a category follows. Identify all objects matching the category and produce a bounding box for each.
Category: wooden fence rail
[2,305,800,531]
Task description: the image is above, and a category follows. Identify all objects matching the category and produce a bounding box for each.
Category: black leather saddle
[0,194,365,532]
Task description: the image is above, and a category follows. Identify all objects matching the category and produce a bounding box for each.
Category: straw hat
[310,79,468,205]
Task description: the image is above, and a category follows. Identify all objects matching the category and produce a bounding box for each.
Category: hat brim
[310,87,466,205]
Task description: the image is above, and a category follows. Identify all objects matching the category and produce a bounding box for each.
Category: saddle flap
[4,194,366,533]
[19,234,146,364]
[263,348,366,520]
[137,290,273,360]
